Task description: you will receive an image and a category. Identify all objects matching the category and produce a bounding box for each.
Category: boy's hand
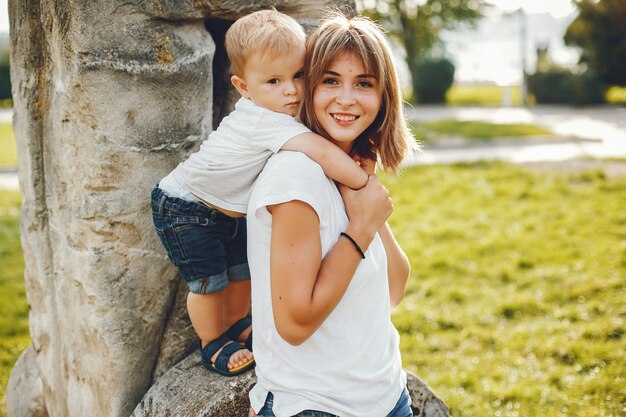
[353,155,376,176]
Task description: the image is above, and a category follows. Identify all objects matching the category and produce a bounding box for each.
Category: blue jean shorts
[151,185,250,294]
[256,388,412,417]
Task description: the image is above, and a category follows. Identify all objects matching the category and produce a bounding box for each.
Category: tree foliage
[0,48,10,101]
[358,0,488,102]
[413,58,455,103]
[564,0,626,86]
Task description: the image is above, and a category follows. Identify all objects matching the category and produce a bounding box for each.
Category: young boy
[150,9,368,376]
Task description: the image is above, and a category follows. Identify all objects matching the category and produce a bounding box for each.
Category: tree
[564,0,626,86]
[413,57,455,103]
[358,0,488,102]
[0,48,11,101]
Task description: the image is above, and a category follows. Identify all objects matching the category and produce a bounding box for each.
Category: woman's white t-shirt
[247,152,406,417]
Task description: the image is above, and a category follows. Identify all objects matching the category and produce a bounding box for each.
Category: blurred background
[0,1,624,417]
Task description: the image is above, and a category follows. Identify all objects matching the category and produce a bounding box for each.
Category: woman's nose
[336,85,356,106]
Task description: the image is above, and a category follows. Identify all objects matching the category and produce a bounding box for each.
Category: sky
[1,0,7,33]
[0,0,579,85]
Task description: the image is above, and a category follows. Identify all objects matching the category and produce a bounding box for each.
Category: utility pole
[519,8,528,106]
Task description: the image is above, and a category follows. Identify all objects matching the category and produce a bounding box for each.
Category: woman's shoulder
[251,151,330,209]
[263,151,326,180]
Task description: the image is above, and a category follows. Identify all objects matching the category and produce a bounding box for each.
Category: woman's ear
[231,75,249,98]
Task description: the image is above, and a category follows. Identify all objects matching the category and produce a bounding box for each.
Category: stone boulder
[132,355,449,417]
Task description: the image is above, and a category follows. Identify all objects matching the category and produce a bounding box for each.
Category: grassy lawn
[446,84,523,106]
[1,162,625,417]
[384,162,625,417]
[0,123,17,167]
[410,119,553,143]
[0,190,28,417]
[606,86,626,105]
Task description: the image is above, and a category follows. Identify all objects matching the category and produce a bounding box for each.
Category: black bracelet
[340,232,365,259]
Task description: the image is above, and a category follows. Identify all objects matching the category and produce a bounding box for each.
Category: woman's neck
[329,138,354,154]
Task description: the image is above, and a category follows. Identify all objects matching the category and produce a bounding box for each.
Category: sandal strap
[225,317,252,341]
[214,341,246,372]
[200,333,230,368]
[245,331,253,351]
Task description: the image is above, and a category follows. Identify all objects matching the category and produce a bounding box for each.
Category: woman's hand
[339,175,392,244]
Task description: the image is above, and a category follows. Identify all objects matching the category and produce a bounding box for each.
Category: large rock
[6,345,47,417]
[132,358,449,417]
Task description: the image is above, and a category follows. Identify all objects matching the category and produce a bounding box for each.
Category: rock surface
[6,345,48,417]
[133,356,449,417]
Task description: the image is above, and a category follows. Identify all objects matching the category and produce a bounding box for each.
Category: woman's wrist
[344,224,377,255]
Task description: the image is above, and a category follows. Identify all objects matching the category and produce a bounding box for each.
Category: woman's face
[313,52,382,152]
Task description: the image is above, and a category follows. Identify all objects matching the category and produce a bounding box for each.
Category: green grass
[410,119,553,142]
[0,190,28,417]
[606,86,626,105]
[0,123,17,167]
[383,162,626,417]
[1,162,625,417]
[446,84,523,106]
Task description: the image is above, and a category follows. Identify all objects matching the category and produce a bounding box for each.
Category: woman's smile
[331,113,359,123]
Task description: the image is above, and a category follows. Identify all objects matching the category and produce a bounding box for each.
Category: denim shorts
[151,185,250,294]
[255,388,412,417]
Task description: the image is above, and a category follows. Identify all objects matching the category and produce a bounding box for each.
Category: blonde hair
[299,13,415,172]
[225,9,306,76]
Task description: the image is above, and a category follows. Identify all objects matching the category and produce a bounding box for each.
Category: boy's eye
[268,78,279,84]
[294,71,304,79]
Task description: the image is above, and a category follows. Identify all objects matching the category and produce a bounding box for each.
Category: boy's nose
[284,81,297,95]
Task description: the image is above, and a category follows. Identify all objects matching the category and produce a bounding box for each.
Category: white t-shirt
[247,152,406,417]
[165,98,311,213]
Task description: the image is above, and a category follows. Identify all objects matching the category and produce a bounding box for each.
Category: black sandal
[199,333,255,376]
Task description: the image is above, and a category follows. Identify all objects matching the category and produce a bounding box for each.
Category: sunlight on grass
[447,84,522,106]
[1,163,625,417]
[0,190,28,417]
[383,163,626,417]
[606,86,626,105]
[410,120,553,142]
[0,123,17,167]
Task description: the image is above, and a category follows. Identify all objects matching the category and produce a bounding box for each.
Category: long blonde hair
[299,13,414,172]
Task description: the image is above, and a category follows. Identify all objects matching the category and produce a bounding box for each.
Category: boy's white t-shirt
[167,98,311,213]
[247,152,406,417]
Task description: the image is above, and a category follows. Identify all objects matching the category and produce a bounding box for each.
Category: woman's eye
[357,80,373,88]
[294,71,304,79]
[321,77,338,85]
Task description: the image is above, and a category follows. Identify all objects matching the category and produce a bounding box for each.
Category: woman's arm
[268,175,392,345]
[347,156,410,307]
[379,222,410,307]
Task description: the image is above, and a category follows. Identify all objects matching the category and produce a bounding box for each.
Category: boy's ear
[231,75,249,98]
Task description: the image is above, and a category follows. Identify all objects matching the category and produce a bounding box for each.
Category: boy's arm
[282,132,368,190]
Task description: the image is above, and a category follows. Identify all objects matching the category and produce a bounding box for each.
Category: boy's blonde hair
[225,9,306,76]
[299,13,415,173]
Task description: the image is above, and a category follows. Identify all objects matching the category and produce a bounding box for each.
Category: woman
[247,13,415,417]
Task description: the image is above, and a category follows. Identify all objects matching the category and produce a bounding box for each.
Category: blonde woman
[247,13,415,417]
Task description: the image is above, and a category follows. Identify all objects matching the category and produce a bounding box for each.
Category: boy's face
[231,45,305,116]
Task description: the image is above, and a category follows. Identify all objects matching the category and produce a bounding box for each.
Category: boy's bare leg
[187,291,252,369]
[223,280,252,343]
